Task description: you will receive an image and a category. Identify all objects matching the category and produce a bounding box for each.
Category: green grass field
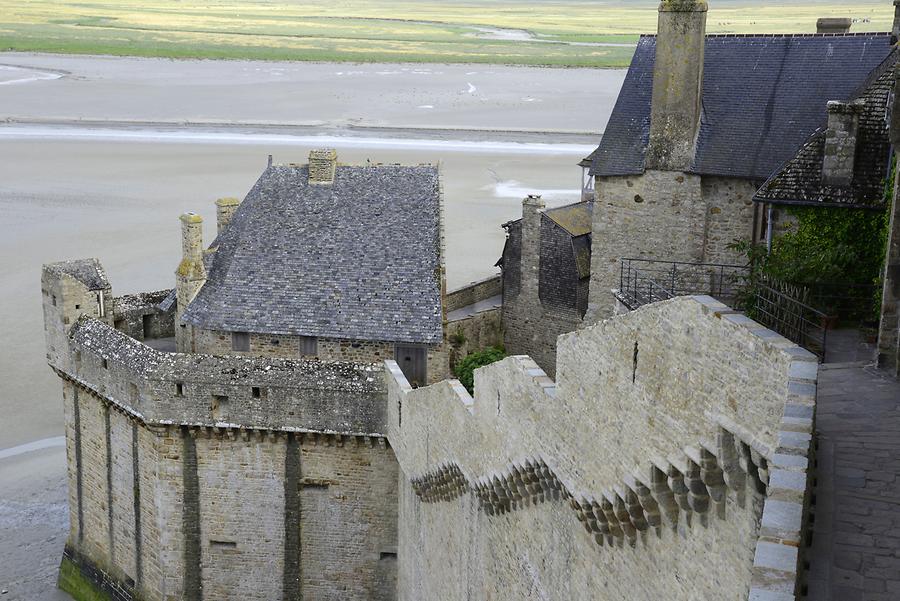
[0,1,894,67]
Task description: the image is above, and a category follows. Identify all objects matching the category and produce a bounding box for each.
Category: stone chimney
[176,215,206,306]
[645,0,708,172]
[893,0,900,44]
[817,18,852,35]
[215,197,240,235]
[308,149,337,185]
[520,195,545,302]
[822,100,864,187]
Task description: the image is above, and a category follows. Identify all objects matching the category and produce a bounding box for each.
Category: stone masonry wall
[446,308,503,369]
[878,165,900,375]
[112,290,175,341]
[387,296,818,601]
[445,275,502,313]
[45,264,400,601]
[192,327,449,385]
[590,171,757,319]
[590,171,705,319]
[501,200,586,377]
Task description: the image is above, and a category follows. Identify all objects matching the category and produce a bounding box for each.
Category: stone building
[497,196,592,376]
[43,150,450,600]
[586,0,894,319]
[752,47,900,372]
[176,150,448,387]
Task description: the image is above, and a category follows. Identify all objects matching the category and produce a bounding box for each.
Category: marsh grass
[0,1,893,67]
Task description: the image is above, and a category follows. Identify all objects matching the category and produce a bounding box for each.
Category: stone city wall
[60,377,398,601]
[44,263,400,601]
[445,275,502,313]
[590,171,758,319]
[878,162,900,374]
[386,295,817,601]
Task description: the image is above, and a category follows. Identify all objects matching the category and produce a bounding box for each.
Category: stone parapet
[444,275,502,313]
[386,296,817,601]
[64,316,387,436]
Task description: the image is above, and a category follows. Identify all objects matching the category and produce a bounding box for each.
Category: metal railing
[617,258,831,360]
[752,281,829,359]
[617,258,749,310]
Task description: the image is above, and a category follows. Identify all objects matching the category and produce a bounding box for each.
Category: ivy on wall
[732,161,894,320]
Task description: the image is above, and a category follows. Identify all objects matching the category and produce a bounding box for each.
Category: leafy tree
[453,347,506,394]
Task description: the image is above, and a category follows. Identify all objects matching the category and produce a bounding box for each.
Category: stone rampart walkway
[807,363,900,600]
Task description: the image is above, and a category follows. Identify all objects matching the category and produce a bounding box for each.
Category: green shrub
[453,346,506,394]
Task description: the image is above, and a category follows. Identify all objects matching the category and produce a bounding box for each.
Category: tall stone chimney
[645,0,707,172]
[308,149,337,185]
[520,195,545,302]
[893,0,900,44]
[822,100,864,187]
[215,197,240,235]
[817,18,852,35]
[175,213,207,351]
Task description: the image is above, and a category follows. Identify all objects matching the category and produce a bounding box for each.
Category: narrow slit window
[251,386,261,399]
[175,382,184,397]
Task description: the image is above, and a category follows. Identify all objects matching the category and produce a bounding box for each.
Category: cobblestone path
[807,363,900,600]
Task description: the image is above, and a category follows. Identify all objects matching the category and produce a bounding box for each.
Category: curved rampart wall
[43,261,399,601]
[387,295,817,601]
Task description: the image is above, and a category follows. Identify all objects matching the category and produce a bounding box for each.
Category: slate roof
[754,49,897,208]
[591,33,894,181]
[45,259,110,291]
[545,202,594,237]
[181,164,444,344]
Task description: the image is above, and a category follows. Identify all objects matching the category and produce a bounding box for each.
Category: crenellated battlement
[63,315,386,436]
[386,295,817,601]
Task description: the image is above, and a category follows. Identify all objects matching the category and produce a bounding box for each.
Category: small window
[52,295,57,307]
[210,540,238,550]
[74,351,82,368]
[101,358,108,369]
[128,383,139,403]
[175,382,184,397]
[251,386,261,399]
[211,395,228,418]
[271,339,280,346]
[232,331,250,352]
[75,304,80,310]
[299,336,317,356]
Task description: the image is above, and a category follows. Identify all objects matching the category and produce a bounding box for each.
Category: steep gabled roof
[591,33,894,181]
[754,49,897,208]
[181,164,444,344]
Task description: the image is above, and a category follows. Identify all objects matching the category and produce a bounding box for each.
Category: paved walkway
[446,294,502,322]
[807,362,900,600]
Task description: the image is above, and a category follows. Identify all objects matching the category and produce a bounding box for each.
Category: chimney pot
[817,17,852,35]
[308,149,338,185]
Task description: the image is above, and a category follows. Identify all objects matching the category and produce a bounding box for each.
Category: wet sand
[0,53,624,598]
